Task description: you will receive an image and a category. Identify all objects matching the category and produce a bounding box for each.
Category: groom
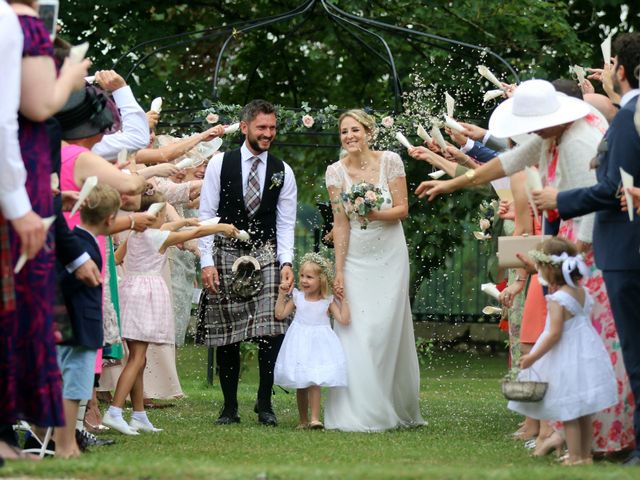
[198,99,297,426]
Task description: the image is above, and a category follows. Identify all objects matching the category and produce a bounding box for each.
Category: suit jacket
[557,96,640,271]
[468,141,498,164]
[57,227,104,348]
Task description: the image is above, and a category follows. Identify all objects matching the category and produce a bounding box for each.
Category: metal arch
[240,8,315,105]
[122,30,225,82]
[325,1,520,84]
[112,10,307,71]
[321,0,403,112]
[211,0,317,100]
[114,0,519,108]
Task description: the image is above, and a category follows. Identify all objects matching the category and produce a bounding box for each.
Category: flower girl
[103,191,239,434]
[274,253,349,429]
[508,237,617,465]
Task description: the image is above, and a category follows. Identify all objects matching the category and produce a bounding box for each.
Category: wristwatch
[280,262,293,270]
[465,169,476,181]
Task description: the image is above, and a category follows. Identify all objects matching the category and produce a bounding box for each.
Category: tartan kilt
[0,214,16,313]
[198,238,288,347]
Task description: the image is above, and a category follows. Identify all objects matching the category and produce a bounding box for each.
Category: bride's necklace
[347,154,376,174]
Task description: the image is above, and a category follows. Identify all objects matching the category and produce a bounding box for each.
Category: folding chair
[13,421,55,458]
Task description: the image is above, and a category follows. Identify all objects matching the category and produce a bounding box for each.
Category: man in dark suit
[534,32,640,466]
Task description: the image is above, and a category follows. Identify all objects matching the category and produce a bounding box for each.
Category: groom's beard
[247,134,273,153]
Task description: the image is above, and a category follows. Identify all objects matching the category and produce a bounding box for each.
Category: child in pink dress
[102,192,239,434]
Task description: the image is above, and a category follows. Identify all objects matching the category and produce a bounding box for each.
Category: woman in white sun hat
[415,78,634,456]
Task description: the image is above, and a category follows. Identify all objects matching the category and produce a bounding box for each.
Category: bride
[324,109,425,431]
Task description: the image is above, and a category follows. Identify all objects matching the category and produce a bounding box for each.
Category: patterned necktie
[244,157,262,217]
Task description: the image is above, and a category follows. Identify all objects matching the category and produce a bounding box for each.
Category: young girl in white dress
[274,253,350,429]
[508,237,617,465]
[103,191,240,435]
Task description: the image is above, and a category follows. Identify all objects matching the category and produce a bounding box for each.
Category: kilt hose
[198,238,288,413]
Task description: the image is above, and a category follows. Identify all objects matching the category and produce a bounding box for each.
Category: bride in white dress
[324,109,425,431]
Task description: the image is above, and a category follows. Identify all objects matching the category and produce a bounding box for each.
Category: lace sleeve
[385,152,406,181]
[325,163,343,189]
[155,177,191,205]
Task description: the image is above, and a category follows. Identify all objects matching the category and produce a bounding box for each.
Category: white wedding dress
[324,151,426,432]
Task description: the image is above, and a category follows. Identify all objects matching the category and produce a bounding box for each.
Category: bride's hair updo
[338,109,376,139]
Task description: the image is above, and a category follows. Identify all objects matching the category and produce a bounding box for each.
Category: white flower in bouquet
[206,113,219,124]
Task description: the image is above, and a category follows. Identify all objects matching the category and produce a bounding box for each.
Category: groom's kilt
[198,237,287,347]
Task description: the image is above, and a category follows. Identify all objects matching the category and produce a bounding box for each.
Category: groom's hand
[280,265,294,293]
[202,266,219,293]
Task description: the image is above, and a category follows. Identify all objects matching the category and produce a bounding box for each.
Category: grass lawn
[2,345,637,479]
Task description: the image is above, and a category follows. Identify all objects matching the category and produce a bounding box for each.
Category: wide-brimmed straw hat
[488,79,590,138]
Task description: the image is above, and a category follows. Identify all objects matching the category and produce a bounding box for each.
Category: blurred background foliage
[59,0,639,304]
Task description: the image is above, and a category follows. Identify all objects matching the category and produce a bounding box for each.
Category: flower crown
[300,252,334,284]
[528,249,556,264]
[528,249,590,288]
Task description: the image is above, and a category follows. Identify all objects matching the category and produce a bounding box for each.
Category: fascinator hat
[55,85,114,140]
[488,79,590,139]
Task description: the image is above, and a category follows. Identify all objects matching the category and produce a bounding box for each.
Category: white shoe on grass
[129,418,163,433]
[102,413,140,435]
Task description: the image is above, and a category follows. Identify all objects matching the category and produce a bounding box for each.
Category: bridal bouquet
[341,182,387,229]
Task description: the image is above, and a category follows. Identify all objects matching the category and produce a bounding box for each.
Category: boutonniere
[269,171,284,190]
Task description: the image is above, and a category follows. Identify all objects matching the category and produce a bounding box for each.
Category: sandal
[308,421,324,430]
[295,423,308,430]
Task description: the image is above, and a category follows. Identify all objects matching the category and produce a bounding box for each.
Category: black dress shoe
[215,408,240,425]
[75,429,115,451]
[257,407,278,426]
[624,455,640,466]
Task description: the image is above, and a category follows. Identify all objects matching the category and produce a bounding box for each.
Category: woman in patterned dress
[0,0,87,457]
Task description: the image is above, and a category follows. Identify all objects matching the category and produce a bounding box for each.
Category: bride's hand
[333,272,345,301]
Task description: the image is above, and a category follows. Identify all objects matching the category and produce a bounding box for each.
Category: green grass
[2,346,636,479]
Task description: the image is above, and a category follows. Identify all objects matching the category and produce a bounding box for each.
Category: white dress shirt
[620,89,640,108]
[198,142,297,268]
[92,85,149,161]
[0,1,31,220]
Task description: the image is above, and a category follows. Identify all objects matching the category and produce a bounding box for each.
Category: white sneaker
[129,418,163,433]
[102,413,140,435]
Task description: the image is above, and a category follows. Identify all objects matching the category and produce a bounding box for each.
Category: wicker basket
[502,380,547,402]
